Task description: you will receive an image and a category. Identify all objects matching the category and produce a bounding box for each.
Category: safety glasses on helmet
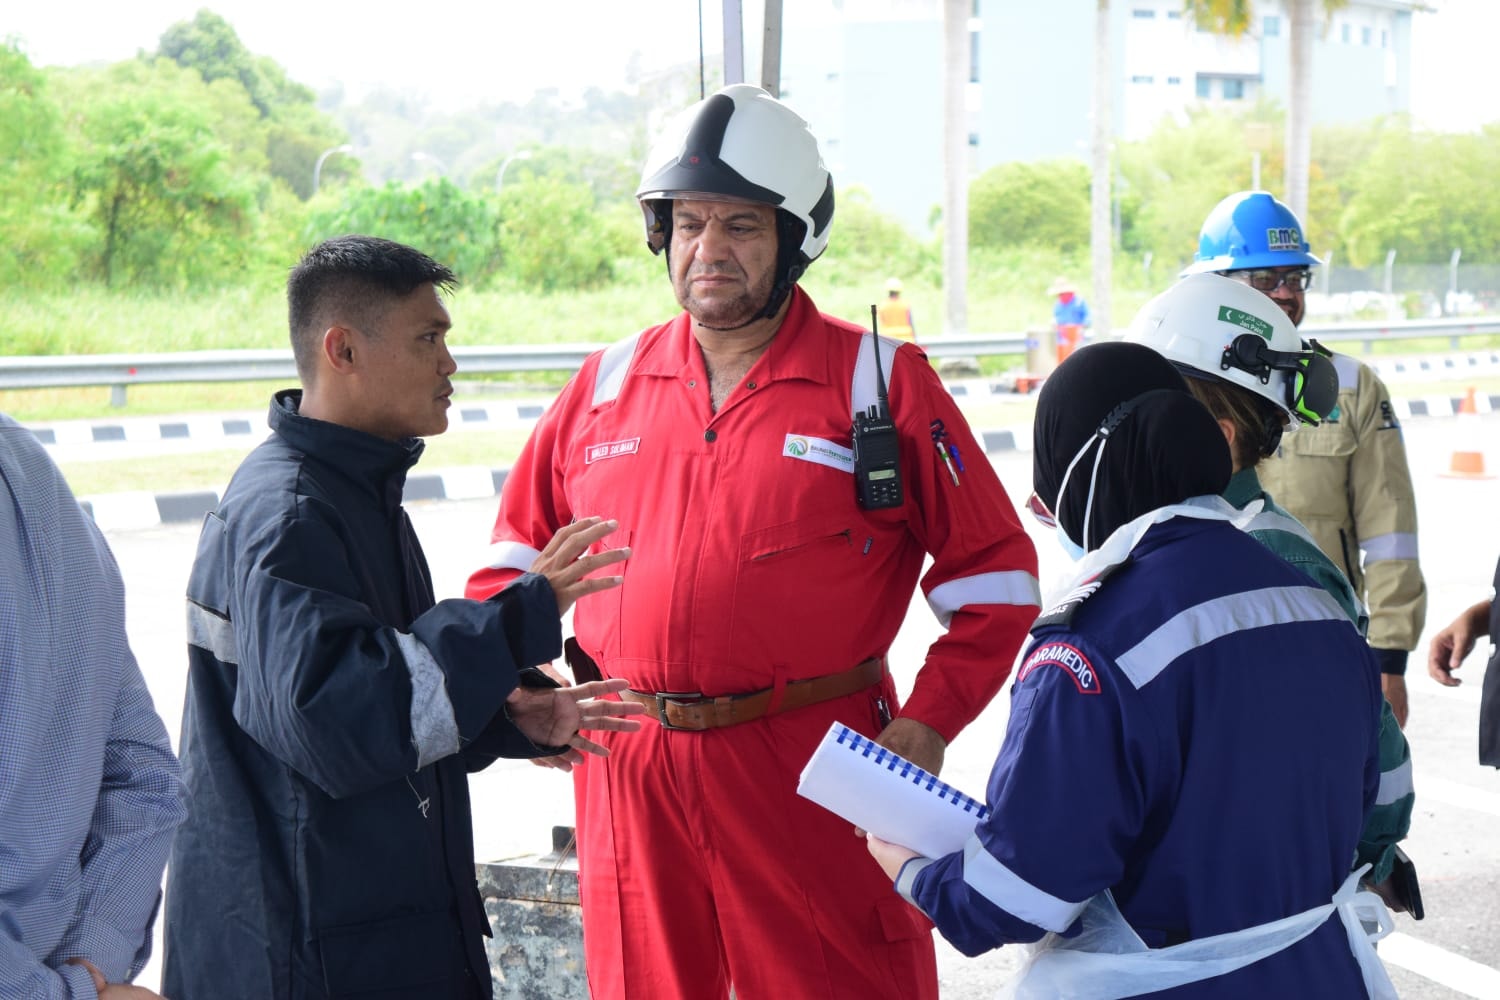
[1221,268,1315,294]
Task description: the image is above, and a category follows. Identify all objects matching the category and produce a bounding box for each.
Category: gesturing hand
[1428,599,1490,687]
[505,677,646,758]
[530,517,630,616]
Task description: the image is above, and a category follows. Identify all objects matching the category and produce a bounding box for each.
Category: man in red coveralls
[466,84,1040,1000]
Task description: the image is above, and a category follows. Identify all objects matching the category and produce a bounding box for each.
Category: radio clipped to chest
[853,304,904,510]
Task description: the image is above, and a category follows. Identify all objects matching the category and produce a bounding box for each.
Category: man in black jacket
[163,236,642,1000]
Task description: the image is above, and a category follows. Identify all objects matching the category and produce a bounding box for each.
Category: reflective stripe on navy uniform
[897,514,1381,997]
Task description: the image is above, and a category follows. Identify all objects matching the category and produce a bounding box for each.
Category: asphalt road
[101,414,1500,997]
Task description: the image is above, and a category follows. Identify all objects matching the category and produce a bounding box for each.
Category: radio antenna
[869,305,891,412]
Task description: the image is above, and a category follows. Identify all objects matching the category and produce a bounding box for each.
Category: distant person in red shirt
[1049,276,1090,362]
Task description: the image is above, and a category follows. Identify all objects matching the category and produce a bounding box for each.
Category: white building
[778,0,1421,233]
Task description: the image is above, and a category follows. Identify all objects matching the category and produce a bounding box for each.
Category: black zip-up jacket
[164,391,562,1000]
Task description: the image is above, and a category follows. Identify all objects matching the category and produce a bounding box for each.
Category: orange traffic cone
[1442,387,1492,479]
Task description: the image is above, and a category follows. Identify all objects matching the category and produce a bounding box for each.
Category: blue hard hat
[1182,191,1324,275]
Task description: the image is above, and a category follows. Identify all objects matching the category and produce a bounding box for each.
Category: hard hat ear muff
[1288,348,1338,425]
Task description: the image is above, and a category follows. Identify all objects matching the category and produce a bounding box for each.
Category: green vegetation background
[4,9,1499,467]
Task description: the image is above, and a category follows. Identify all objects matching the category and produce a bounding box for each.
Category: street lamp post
[495,149,534,194]
[312,143,354,195]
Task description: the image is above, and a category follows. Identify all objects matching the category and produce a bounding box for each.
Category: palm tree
[1182,0,1348,222]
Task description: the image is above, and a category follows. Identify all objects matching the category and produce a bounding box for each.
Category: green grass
[61,446,264,498]
[0,279,685,357]
[57,424,542,498]
[10,276,1499,499]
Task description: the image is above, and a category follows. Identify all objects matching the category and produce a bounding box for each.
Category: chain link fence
[1318,263,1500,321]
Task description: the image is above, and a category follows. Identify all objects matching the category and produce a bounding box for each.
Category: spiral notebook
[797,721,990,859]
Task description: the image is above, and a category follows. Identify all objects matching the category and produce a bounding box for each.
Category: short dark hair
[1182,374,1287,469]
[286,235,457,381]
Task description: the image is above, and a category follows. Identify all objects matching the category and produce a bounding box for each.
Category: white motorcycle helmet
[1125,272,1337,428]
[636,84,835,321]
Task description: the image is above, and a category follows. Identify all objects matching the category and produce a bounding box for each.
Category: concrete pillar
[478,826,587,999]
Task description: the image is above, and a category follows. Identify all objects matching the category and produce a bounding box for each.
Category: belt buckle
[654,691,704,730]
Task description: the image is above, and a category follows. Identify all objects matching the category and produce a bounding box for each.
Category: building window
[970,31,980,82]
[1131,75,1155,84]
[1132,8,1156,18]
[968,132,980,147]
[1166,10,1181,19]
[1196,76,1212,99]
[1382,29,1388,48]
[1167,76,1181,85]
[1223,78,1245,100]
[1361,26,1372,45]
[1341,23,1351,43]
[1264,15,1280,37]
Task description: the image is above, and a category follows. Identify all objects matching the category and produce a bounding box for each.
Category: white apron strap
[999,867,1397,1000]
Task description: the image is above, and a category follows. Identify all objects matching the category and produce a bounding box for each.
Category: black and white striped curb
[65,387,1499,533]
[31,401,549,448]
[30,362,1500,449]
[76,425,1034,532]
[79,466,513,532]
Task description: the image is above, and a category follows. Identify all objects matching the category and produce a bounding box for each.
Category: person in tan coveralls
[1183,190,1427,727]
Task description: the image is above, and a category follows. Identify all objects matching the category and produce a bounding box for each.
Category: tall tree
[157,10,349,199]
[1182,0,1348,222]
[59,59,259,288]
[1090,0,1114,336]
[0,42,86,290]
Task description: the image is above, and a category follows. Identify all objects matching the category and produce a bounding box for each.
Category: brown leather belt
[622,658,886,731]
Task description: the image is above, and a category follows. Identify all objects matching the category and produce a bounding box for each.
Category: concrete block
[479,826,587,999]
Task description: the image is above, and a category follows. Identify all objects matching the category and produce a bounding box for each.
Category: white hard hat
[636,84,834,264]
[885,277,903,294]
[1124,273,1337,426]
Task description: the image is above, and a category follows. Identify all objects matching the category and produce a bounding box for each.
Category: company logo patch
[1265,226,1302,251]
[584,438,641,464]
[782,433,854,473]
[1218,305,1274,341]
[1017,642,1101,695]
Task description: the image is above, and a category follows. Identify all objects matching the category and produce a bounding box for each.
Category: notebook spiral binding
[834,725,991,818]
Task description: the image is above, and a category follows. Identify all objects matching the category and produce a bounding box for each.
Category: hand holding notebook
[797,721,989,859]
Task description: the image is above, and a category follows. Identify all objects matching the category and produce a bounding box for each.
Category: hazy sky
[4,1,1496,131]
[2,0,725,106]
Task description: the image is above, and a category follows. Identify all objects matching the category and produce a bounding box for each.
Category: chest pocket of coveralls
[1269,419,1356,521]
[730,510,862,653]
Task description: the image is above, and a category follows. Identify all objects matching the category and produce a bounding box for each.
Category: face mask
[1057,528,1087,562]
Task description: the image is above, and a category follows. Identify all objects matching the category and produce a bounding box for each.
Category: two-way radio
[853,305,904,509]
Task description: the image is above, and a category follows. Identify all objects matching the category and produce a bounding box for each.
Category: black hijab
[1033,341,1232,550]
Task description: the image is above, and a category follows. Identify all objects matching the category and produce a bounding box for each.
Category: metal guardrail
[1,320,1496,406]
[1297,316,1500,349]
